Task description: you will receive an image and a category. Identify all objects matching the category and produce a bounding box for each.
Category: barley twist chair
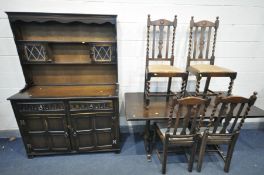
[144,15,188,108]
[186,17,237,97]
[154,96,209,174]
[197,92,257,172]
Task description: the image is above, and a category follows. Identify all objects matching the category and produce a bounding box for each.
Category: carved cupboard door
[17,102,71,154]
[69,112,116,151]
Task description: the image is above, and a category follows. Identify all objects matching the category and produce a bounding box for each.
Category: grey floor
[0,129,264,175]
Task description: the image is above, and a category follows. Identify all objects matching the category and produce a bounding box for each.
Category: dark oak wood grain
[186,17,237,97]
[197,92,257,172]
[144,15,187,107]
[154,96,208,173]
[125,92,263,163]
[7,12,120,157]
[125,92,264,121]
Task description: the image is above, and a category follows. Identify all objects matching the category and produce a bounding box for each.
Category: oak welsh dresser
[6,12,120,157]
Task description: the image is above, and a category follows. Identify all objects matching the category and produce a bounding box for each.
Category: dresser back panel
[30,65,117,85]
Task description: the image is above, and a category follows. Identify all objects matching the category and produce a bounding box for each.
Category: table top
[125,92,264,121]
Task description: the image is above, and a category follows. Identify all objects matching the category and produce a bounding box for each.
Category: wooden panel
[29,134,49,151]
[96,132,112,147]
[49,134,70,151]
[46,116,66,131]
[95,115,112,129]
[71,113,93,131]
[25,116,45,131]
[77,133,94,150]
[51,43,92,63]
[30,65,117,85]
[95,113,114,148]
[18,22,116,42]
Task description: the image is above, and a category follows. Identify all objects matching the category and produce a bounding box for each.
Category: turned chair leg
[166,77,172,101]
[197,132,208,172]
[195,74,202,97]
[227,76,235,96]
[144,76,151,108]
[224,133,239,172]
[180,76,188,98]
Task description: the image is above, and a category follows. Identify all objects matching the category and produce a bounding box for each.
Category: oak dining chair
[154,96,209,174]
[197,92,257,172]
[144,15,188,108]
[186,17,237,97]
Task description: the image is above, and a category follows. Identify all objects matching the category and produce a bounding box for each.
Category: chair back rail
[146,15,177,66]
[208,92,257,134]
[187,16,219,67]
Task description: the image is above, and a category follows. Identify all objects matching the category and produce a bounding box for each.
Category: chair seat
[187,64,236,75]
[148,65,185,74]
[199,127,231,141]
[199,127,229,134]
[156,122,192,141]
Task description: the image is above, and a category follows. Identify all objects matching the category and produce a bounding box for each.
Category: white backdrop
[0,0,264,130]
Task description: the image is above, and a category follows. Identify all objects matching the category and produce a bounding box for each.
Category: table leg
[144,120,153,161]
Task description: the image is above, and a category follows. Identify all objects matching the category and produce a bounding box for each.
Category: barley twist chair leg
[195,74,202,97]
[227,77,235,96]
[166,77,172,101]
[144,76,151,108]
[144,73,147,99]
[180,75,188,98]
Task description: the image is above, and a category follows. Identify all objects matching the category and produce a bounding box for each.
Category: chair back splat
[146,15,177,67]
[187,16,219,67]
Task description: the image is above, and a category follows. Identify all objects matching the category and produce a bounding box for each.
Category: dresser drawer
[69,100,113,112]
[17,102,65,113]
